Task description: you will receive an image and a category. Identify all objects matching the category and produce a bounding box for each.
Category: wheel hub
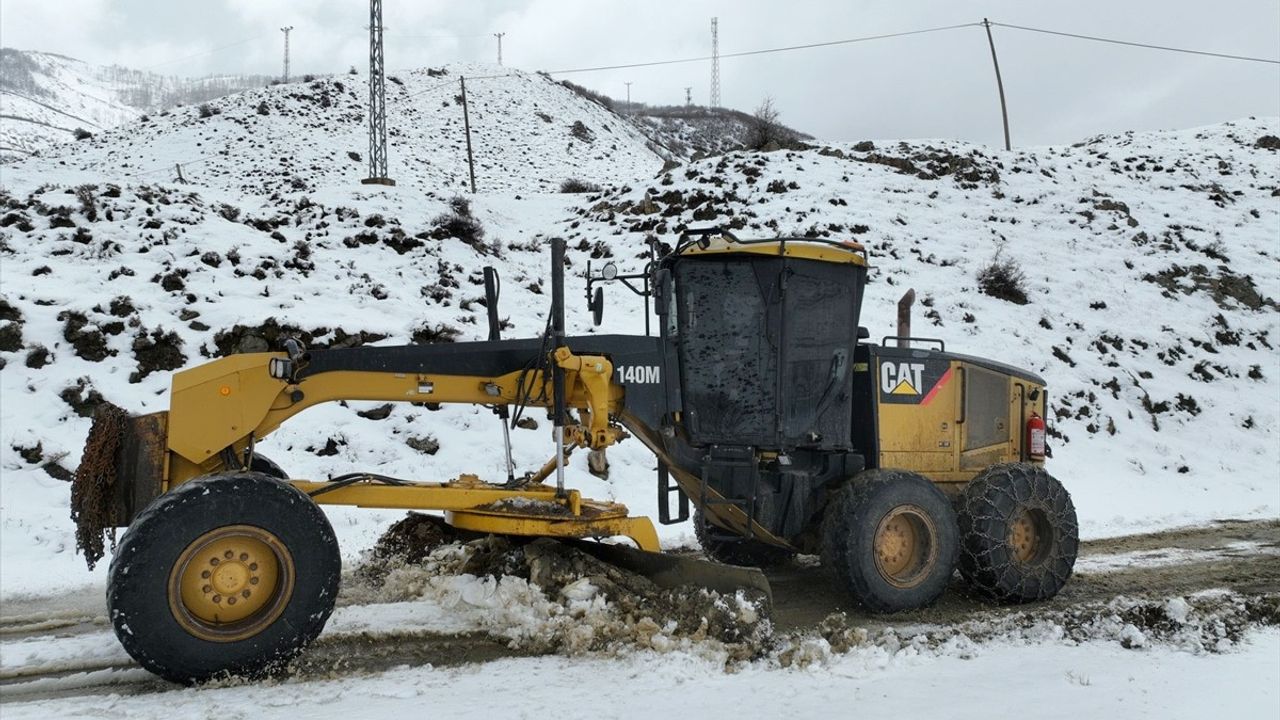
[873,505,938,589]
[1009,507,1051,564]
[169,525,294,642]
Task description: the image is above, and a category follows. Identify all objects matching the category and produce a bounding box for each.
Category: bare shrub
[559,178,601,193]
[977,252,1030,305]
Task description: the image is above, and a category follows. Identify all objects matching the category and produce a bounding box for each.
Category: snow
[0,58,1279,716]
[1,85,1277,598]
[2,628,1275,719]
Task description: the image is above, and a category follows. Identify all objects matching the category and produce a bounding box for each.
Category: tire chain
[957,463,1078,603]
[70,401,130,569]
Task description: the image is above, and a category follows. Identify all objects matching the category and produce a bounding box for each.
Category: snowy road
[1,519,1277,711]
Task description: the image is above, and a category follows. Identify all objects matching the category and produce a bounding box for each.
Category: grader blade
[566,539,773,605]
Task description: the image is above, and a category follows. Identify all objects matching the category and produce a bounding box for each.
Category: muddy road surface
[3,519,1277,704]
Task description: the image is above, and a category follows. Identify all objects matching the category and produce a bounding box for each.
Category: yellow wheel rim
[1009,508,1051,564]
[872,505,938,589]
[168,525,295,643]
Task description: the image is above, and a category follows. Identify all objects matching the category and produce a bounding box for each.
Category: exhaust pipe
[897,289,916,348]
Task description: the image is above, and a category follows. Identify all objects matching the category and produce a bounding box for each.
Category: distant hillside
[1,63,666,195]
[0,48,273,161]
[555,80,812,159]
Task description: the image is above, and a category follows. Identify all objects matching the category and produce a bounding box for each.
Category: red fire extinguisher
[1027,412,1046,461]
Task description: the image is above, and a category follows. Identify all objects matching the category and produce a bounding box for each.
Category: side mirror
[601,262,618,280]
[857,326,870,340]
[590,287,604,326]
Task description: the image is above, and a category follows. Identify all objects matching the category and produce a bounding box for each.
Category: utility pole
[624,81,632,115]
[982,18,1012,151]
[493,32,505,66]
[279,26,293,83]
[362,0,394,185]
[460,77,477,193]
[685,86,692,107]
[710,17,721,108]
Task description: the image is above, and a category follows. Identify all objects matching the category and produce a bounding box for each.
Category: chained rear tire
[821,469,958,613]
[694,511,795,567]
[107,472,340,684]
[957,463,1078,603]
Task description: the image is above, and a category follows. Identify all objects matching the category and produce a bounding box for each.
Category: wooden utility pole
[460,77,477,193]
[982,18,1012,151]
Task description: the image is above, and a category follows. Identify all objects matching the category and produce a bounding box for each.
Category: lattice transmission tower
[362,0,394,185]
[710,17,721,108]
[280,26,293,83]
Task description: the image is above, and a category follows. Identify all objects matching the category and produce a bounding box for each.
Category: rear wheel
[821,469,958,613]
[957,463,1078,603]
[694,511,795,567]
[107,472,340,684]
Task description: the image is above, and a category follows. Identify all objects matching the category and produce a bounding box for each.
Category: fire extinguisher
[1027,412,1046,461]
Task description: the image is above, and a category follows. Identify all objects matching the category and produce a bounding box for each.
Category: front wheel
[107,472,340,684]
[956,463,1078,603]
[821,469,958,613]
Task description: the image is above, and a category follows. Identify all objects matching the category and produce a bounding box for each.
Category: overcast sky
[2,0,1277,147]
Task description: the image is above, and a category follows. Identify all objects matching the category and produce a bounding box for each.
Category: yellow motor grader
[73,230,1077,684]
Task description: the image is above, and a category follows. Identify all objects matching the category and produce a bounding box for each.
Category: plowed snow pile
[340,515,771,662]
[332,514,1279,670]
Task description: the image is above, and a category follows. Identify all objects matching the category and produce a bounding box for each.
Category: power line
[990,21,1280,65]
[141,35,268,71]
[547,22,979,75]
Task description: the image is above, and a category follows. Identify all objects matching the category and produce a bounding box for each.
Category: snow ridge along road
[1,518,1277,706]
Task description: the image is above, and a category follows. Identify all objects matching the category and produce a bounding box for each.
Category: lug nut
[201,570,211,579]
[250,577,260,585]
[213,595,222,603]
[202,584,212,593]
[242,589,252,598]
[227,596,237,605]
[240,553,249,561]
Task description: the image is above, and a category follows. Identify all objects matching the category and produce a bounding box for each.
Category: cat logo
[880,361,925,396]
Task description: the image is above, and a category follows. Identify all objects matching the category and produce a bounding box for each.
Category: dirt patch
[129,328,185,382]
[59,311,113,361]
[1143,264,1276,311]
[209,318,387,356]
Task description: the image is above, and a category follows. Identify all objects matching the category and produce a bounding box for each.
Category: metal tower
[494,32,505,65]
[280,26,293,83]
[710,18,721,108]
[685,86,692,107]
[362,0,394,185]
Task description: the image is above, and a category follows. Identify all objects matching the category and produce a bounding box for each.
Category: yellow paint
[878,360,1046,482]
[889,379,919,395]
[682,237,868,266]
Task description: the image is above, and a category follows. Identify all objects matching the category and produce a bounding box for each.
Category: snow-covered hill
[0,67,1276,599]
[1,63,666,195]
[0,48,273,162]
[632,106,813,159]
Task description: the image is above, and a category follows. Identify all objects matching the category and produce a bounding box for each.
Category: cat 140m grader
[73,229,1078,684]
